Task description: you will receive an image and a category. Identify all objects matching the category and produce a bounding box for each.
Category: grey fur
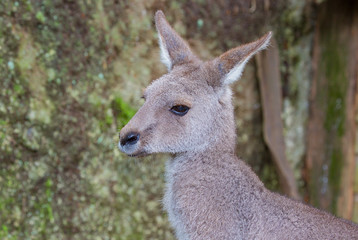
[119,10,358,240]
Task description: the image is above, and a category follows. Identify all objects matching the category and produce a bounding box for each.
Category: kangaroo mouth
[118,140,149,157]
[127,150,149,158]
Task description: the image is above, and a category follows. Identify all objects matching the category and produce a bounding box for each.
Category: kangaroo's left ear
[212,32,272,87]
[155,10,198,71]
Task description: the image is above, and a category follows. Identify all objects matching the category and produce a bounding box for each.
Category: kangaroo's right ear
[155,10,197,71]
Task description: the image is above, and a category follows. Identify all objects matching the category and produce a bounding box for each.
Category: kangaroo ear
[155,10,197,71]
[214,32,272,86]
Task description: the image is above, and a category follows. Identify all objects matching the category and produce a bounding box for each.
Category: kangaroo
[119,10,358,240]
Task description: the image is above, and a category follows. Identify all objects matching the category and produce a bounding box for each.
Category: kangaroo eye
[170,105,190,116]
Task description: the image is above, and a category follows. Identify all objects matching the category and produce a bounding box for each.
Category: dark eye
[170,105,190,116]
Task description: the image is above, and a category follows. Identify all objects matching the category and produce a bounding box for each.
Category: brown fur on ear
[155,10,198,71]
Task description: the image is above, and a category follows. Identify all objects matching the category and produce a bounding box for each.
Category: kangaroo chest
[162,155,254,239]
[162,154,289,240]
[163,156,191,239]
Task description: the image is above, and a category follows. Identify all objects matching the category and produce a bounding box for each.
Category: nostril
[127,134,139,144]
[121,132,140,146]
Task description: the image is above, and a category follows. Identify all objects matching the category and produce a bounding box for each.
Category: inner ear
[155,10,198,71]
[213,32,272,86]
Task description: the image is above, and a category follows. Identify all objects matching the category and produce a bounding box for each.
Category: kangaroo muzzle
[118,129,142,156]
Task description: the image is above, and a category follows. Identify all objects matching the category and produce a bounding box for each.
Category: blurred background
[0,0,357,239]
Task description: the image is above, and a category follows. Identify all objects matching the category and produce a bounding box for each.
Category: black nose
[120,132,140,146]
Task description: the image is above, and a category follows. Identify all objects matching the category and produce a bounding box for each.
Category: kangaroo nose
[120,132,140,147]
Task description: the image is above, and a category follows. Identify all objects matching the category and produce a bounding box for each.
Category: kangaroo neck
[187,97,237,157]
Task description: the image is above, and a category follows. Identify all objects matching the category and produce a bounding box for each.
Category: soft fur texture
[119,10,358,240]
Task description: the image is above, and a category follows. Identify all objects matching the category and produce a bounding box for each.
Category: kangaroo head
[119,11,271,157]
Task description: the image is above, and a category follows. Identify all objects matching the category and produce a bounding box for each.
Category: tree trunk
[256,39,300,199]
[305,0,358,218]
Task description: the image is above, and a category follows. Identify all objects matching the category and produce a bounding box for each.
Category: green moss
[16,29,54,124]
[318,15,348,215]
[35,11,46,23]
[328,148,344,213]
[322,35,347,136]
[260,163,280,192]
[112,97,137,129]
